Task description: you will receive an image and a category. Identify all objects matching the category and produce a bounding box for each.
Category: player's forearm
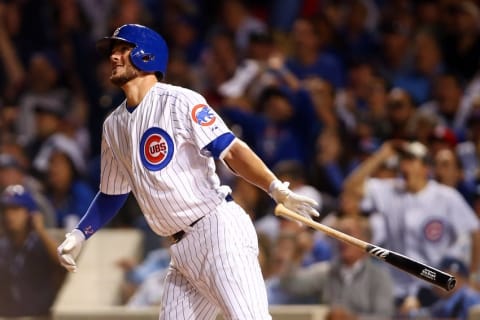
[222,139,277,193]
[75,192,129,238]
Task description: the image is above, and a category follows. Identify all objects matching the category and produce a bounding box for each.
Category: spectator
[221,86,317,167]
[385,87,417,140]
[28,99,69,174]
[309,127,357,198]
[16,51,71,146]
[418,73,472,139]
[117,247,171,305]
[0,184,65,317]
[41,135,95,229]
[302,77,341,131]
[415,256,480,320]
[360,74,391,141]
[265,230,319,305]
[285,17,344,89]
[0,153,55,228]
[434,147,475,205]
[279,216,395,319]
[343,140,480,316]
[456,111,480,192]
[338,0,377,65]
[393,29,445,105]
[195,29,238,104]
[375,18,414,84]
[218,0,267,56]
[440,0,480,83]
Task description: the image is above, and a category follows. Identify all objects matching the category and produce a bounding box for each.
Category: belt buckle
[170,216,205,244]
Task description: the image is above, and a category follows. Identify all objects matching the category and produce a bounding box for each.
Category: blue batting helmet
[96,24,168,77]
[0,185,38,213]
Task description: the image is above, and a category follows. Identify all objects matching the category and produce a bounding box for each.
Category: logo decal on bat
[420,268,437,281]
[140,127,174,171]
[368,246,390,260]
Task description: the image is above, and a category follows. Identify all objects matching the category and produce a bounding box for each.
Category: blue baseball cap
[439,256,469,277]
[0,185,38,212]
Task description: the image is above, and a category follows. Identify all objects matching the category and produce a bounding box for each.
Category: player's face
[109,42,139,86]
[1,206,30,233]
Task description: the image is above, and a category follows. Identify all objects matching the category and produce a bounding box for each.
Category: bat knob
[446,277,456,291]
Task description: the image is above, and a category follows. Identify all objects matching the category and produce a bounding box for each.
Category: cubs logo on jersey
[191,104,216,126]
[139,127,174,171]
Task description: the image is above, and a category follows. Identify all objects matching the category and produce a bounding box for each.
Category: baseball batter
[57,24,320,320]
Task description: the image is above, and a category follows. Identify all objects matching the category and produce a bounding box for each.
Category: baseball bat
[274,204,456,291]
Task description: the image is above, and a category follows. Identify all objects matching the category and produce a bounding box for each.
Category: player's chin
[110,74,131,86]
[110,70,138,86]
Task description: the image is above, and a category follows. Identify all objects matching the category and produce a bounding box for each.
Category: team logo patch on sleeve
[139,127,174,171]
[191,104,216,126]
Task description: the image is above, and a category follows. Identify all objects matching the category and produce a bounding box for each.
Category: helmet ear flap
[130,47,158,72]
[141,53,155,63]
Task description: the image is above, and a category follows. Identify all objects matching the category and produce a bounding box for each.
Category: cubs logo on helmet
[139,127,174,171]
[191,104,216,126]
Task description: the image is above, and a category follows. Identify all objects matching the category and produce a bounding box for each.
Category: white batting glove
[57,229,85,272]
[269,180,320,222]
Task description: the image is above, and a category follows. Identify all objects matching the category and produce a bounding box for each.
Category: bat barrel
[366,245,456,291]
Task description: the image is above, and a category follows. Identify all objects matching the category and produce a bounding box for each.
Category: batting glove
[269,180,320,221]
[57,229,85,272]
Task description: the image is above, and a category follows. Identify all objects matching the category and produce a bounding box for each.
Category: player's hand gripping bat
[274,204,456,291]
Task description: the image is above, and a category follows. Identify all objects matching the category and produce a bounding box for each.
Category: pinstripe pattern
[99,83,233,236]
[162,201,271,320]
[99,82,270,319]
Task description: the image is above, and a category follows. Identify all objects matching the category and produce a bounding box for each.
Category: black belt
[170,194,233,243]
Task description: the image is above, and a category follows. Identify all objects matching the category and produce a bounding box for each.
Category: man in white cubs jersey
[56,24,320,320]
[344,140,480,316]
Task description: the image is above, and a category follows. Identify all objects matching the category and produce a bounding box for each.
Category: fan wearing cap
[414,257,480,320]
[344,140,480,316]
[0,184,64,317]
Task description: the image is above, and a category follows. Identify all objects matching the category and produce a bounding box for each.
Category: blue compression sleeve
[76,192,129,239]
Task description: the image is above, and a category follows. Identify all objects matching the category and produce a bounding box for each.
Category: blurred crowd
[3,0,480,318]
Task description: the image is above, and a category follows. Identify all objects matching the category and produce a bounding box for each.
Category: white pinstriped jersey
[100,83,234,236]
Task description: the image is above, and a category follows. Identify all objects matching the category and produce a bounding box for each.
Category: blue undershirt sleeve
[76,191,129,239]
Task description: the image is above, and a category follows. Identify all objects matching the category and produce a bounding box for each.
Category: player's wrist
[69,229,86,243]
[268,180,291,203]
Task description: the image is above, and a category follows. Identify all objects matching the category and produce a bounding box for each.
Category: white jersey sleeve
[99,124,132,195]
[181,91,234,155]
[446,187,480,232]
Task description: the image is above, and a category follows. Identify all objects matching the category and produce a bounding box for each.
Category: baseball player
[56,24,319,320]
[343,140,480,314]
